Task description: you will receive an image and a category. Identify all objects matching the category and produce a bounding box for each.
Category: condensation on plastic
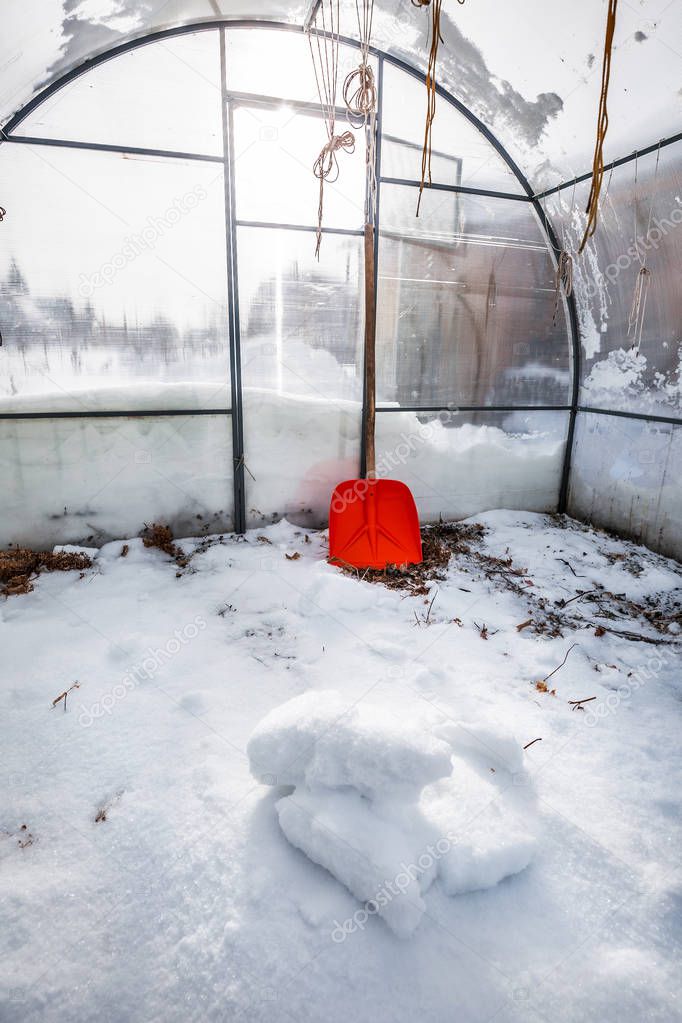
[374,409,569,522]
[0,414,234,547]
[545,141,682,419]
[568,412,682,560]
[11,32,223,156]
[379,62,525,194]
[377,184,571,407]
[0,146,230,413]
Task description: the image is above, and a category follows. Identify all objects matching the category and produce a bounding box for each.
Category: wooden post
[364,221,376,479]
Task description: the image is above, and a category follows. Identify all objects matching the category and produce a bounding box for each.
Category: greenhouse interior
[2,1,682,1021]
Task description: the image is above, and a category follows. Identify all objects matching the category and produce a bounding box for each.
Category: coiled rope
[412,0,464,217]
[578,0,618,254]
[308,0,355,258]
[343,0,376,127]
[343,0,377,221]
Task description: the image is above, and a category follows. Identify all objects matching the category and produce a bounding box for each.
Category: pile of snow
[248,690,537,938]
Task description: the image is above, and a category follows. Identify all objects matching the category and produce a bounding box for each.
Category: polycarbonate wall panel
[0,414,234,548]
[377,184,571,407]
[14,32,223,156]
[545,141,682,418]
[226,29,376,107]
[375,409,568,522]
[243,395,361,529]
[0,146,229,413]
[233,105,365,229]
[238,227,363,527]
[568,413,682,560]
[238,228,363,402]
[380,62,525,194]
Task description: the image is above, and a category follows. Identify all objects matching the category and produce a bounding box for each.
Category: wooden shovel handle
[364,222,376,480]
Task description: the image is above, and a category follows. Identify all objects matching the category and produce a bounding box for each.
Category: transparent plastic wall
[546,139,682,558]
[0,25,573,545]
[545,141,682,417]
[568,414,681,560]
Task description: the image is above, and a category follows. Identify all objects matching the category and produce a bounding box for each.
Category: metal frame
[534,129,682,203]
[1,18,584,530]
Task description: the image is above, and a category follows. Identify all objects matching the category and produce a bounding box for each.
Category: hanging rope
[627,142,661,349]
[308,0,355,258]
[578,0,618,254]
[343,0,377,221]
[343,0,376,127]
[553,250,574,325]
[412,0,464,216]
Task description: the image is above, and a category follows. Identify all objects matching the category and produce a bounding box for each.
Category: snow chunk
[434,719,524,774]
[277,787,426,938]
[424,762,537,895]
[247,690,453,797]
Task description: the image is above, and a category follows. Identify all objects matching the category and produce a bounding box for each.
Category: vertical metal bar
[360,55,384,480]
[220,28,246,533]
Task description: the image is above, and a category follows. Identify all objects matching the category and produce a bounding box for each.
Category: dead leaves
[141,523,188,567]
[534,680,557,696]
[0,548,92,597]
[285,552,301,561]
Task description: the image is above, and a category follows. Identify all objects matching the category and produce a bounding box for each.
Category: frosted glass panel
[0,146,229,413]
[545,142,682,418]
[233,105,365,229]
[0,414,233,548]
[569,412,682,560]
[377,186,571,406]
[14,32,223,156]
[380,62,525,194]
[375,409,567,521]
[238,228,363,402]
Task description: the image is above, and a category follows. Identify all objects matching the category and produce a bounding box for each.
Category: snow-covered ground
[2,510,682,1022]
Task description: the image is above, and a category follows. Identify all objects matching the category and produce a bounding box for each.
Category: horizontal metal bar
[376,404,572,414]
[235,219,364,236]
[2,133,224,164]
[0,408,231,421]
[381,132,462,168]
[380,177,531,202]
[577,405,682,427]
[226,89,339,120]
[534,130,682,202]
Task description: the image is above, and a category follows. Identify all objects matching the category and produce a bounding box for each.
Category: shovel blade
[328,478,422,569]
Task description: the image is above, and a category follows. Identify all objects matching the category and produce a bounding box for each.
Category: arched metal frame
[0,19,580,532]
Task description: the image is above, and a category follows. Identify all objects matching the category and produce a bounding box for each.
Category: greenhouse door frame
[1,19,580,532]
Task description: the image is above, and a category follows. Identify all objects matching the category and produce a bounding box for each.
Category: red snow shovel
[329,225,422,570]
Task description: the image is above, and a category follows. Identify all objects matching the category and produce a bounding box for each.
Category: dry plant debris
[0,548,92,597]
[141,523,188,567]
